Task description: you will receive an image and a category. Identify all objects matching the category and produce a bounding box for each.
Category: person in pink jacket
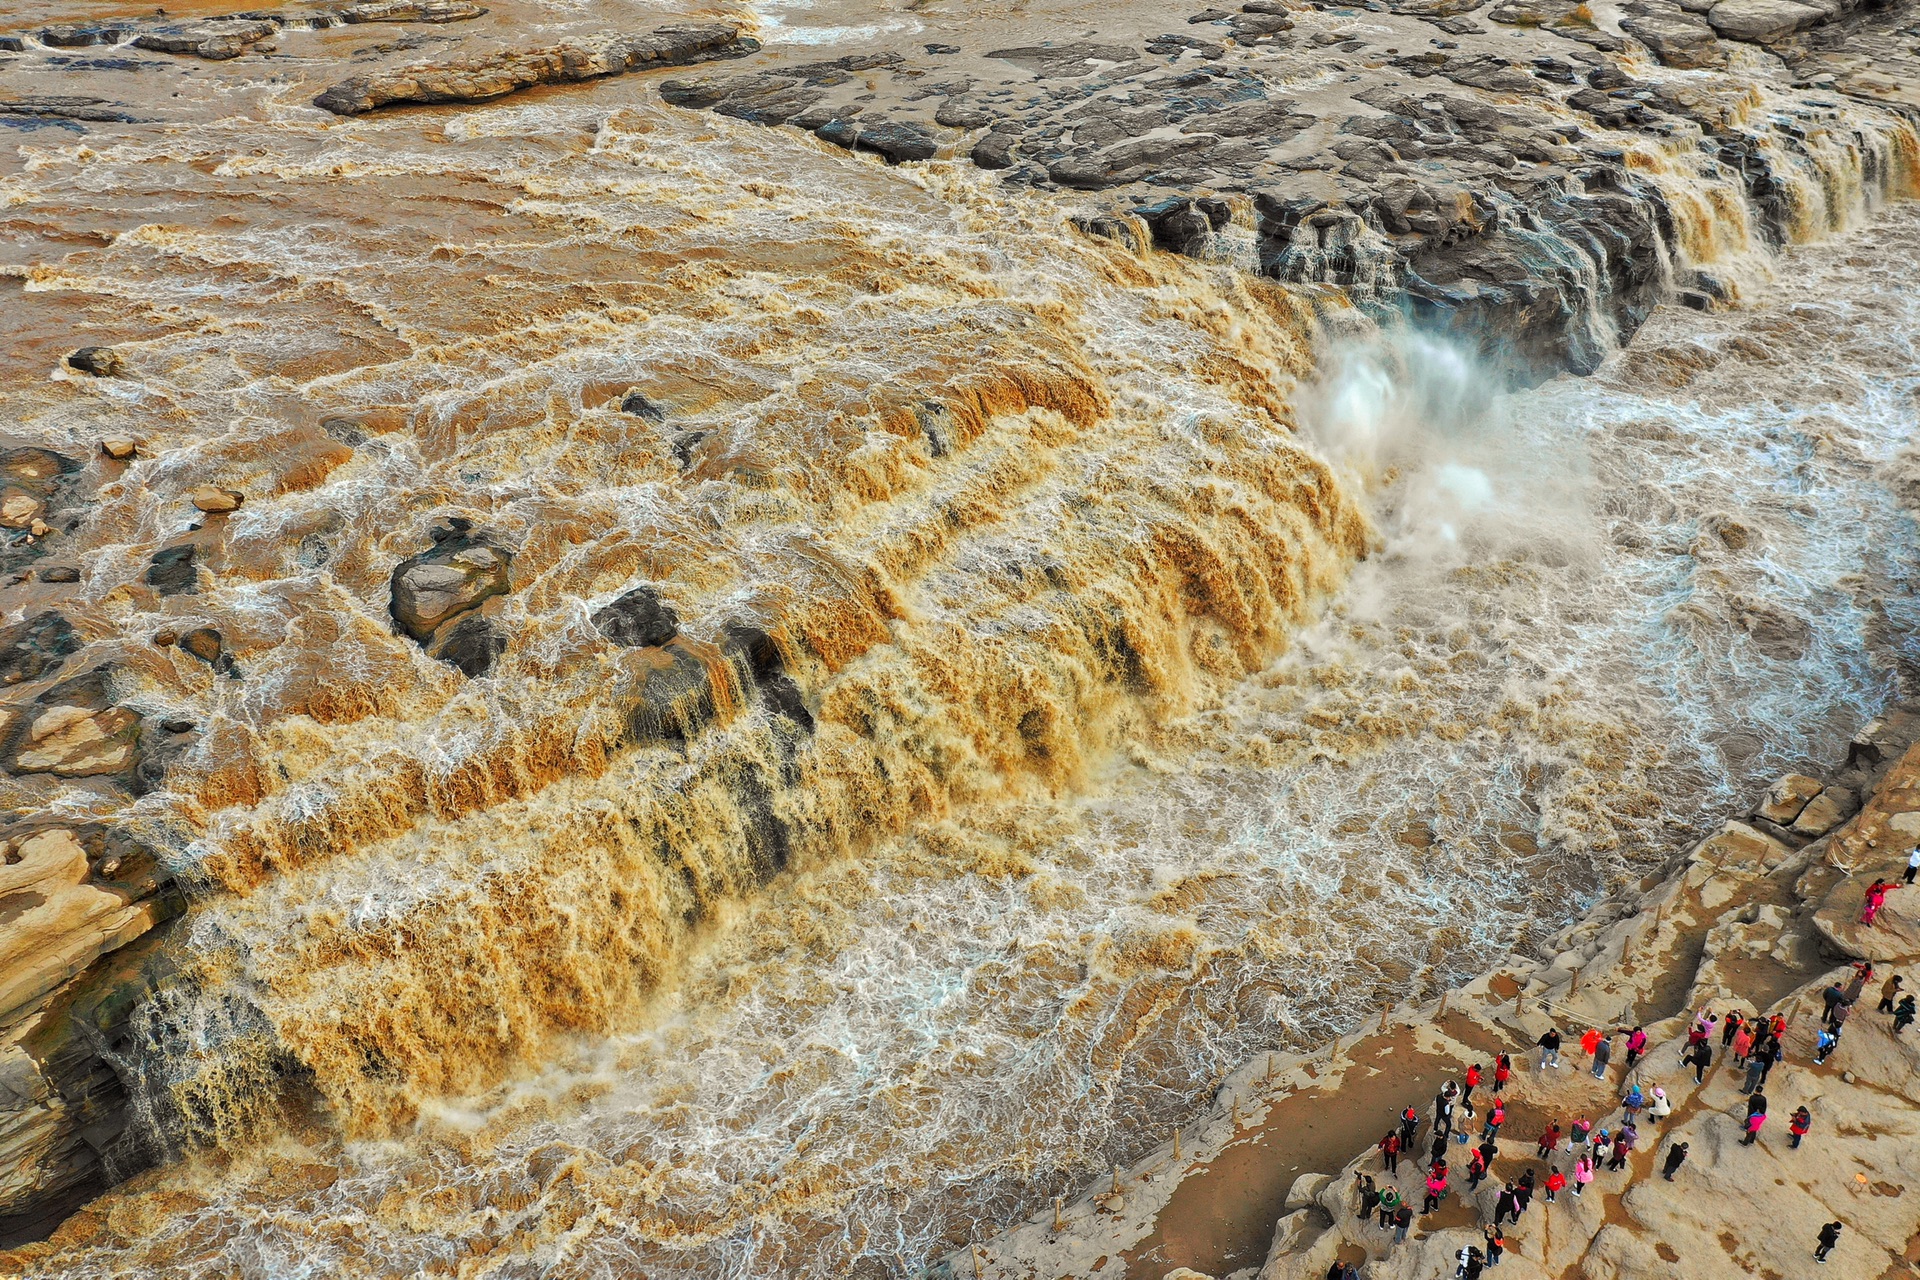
[1862,878,1898,925]
[1573,1155,1595,1196]
[1731,1021,1755,1066]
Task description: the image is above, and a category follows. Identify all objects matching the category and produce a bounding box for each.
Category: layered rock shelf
[961,708,1920,1278]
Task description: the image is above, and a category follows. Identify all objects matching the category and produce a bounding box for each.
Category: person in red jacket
[1463,1062,1483,1114]
[1483,1099,1507,1140]
[1492,1053,1512,1095]
[1536,1122,1561,1160]
[1790,1106,1812,1149]
[1544,1166,1567,1202]
[1379,1129,1402,1173]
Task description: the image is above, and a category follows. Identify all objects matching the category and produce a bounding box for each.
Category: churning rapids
[3,24,1920,1279]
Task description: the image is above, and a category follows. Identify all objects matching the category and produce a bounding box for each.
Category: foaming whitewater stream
[2,37,1919,1280]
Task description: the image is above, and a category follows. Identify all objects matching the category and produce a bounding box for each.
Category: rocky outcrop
[0,826,183,1245]
[964,708,1920,1280]
[312,24,758,115]
[1706,0,1826,42]
[651,2,1918,379]
[340,1,488,23]
[0,100,138,126]
[130,19,276,61]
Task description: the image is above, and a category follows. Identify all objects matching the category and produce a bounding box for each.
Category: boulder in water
[389,520,515,675]
[189,485,244,514]
[389,522,513,644]
[620,390,667,422]
[593,586,680,648]
[65,347,123,377]
[0,612,79,688]
[178,627,240,679]
[0,489,46,530]
[426,612,508,678]
[144,545,199,596]
[814,118,940,164]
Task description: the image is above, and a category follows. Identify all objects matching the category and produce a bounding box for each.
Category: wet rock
[1229,12,1296,37]
[935,97,998,130]
[2,668,142,779]
[1734,597,1811,659]
[622,641,721,744]
[1706,0,1824,41]
[972,131,1021,169]
[36,566,80,584]
[0,97,139,124]
[389,522,513,644]
[99,438,138,461]
[178,627,239,679]
[0,827,182,1240]
[815,117,940,164]
[65,347,123,378]
[425,611,507,678]
[189,485,244,514]
[314,24,758,114]
[985,43,1142,77]
[2,449,79,491]
[131,18,277,61]
[593,586,680,649]
[1049,133,1222,189]
[1758,772,1823,824]
[619,390,666,422]
[1620,6,1727,67]
[37,23,135,48]
[0,612,79,688]
[341,0,489,22]
[144,545,199,596]
[0,489,46,530]
[724,622,813,731]
[0,829,169,1019]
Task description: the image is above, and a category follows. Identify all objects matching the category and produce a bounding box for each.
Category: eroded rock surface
[0,826,182,1244]
[312,23,758,114]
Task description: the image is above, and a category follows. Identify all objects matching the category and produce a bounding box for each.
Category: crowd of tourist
[1326,948,1905,1279]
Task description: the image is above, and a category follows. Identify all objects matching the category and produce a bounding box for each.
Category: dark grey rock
[815,117,939,163]
[144,546,198,596]
[66,347,123,377]
[593,586,680,648]
[426,611,507,678]
[0,612,78,687]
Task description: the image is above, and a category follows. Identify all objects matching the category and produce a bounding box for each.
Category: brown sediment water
[2,3,1920,1276]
